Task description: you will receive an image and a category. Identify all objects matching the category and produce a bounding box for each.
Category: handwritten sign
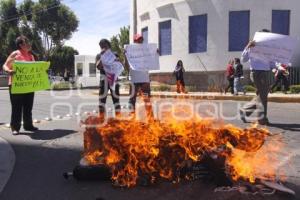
[101,50,116,66]
[100,50,124,90]
[250,32,297,65]
[125,43,160,71]
[12,61,50,94]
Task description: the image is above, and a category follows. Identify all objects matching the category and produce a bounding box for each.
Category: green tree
[49,45,78,74]
[18,0,44,60]
[0,0,19,66]
[32,0,79,59]
[0,0,79,69]
[110,35,121,56]
[110,26,129,63]
[118,26,129,50]
[110,26,129,76]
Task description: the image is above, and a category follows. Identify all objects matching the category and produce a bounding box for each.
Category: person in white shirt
[239,29,275,125]
[124,34,154,119]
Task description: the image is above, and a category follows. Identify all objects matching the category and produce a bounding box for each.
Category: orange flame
[226,135,284,183]
[82,110,284,187]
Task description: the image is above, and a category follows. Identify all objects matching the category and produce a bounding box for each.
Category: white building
[130,0,300,87]
[74,55,99,88]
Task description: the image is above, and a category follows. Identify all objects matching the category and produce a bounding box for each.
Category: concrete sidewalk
[0,136,15,194]
[93,90,300,103]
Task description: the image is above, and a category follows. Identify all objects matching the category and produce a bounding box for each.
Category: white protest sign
[100,49,124,90]
[250,32,297,65]
[101,49,116,67]
[125,43,160,71]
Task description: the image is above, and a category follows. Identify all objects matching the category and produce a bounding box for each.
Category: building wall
[131,0,300,75]
[74,55,100,87]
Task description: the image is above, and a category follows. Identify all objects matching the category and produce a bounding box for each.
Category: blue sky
[16,0,130,55]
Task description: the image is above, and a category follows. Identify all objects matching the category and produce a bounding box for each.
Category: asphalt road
[0,89,299,200]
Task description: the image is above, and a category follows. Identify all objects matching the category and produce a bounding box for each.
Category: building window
[142,27,148,44]
[89,63,96,77]
[159,20,172,56]
[229,11,250,51]
[272,10,290,35]
[189,14,207,53]
[77,63,83,76]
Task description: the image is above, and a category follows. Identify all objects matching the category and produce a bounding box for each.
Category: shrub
[244,85,256,92]
[290,85,300,94]
[186,85,198,92]
[151,84,171,92]
[51,82,74,90]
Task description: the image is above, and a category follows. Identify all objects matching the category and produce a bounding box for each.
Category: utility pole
[130,0,137,43]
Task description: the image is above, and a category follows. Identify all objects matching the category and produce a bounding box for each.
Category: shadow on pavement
[0,142,299,200]
[268,123,300,132]
[17,129,76,140]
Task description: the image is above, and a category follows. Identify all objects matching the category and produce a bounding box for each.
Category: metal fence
[288,67,300,85]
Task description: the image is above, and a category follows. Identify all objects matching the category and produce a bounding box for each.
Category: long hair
[99,39,111,49]
[175,60,183,72]
[15,35,29,50]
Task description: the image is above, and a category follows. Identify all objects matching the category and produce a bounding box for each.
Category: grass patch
[51,82,75,90]
[290,85,300,94]
[151,84,172,92]
[244,85,256,92]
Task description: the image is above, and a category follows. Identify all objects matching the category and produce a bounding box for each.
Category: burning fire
[82,109,284,187]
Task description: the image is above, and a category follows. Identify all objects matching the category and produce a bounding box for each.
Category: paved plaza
[0,89,299,200]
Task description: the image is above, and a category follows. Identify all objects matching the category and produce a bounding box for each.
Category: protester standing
[124,34,154,119]
[239,29,273,125]
[233,58,245,95]
[270,63,289,94]
[225,59,234,94]
[2,35,38,135]
[96,39,122,117]
[173,60,187,94]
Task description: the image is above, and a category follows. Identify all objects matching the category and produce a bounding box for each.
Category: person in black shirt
[173,60,187,94]
[233,58,245,95]
[96,39,121,118]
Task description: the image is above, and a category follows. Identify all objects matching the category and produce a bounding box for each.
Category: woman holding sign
[2,36,38,135]
[96,39,123,118]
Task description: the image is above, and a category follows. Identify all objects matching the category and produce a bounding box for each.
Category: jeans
[234,77,244,94]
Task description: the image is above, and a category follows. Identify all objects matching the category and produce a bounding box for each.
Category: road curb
[92,92,300,103]
[0,136,15,194]
[151,94,300,103]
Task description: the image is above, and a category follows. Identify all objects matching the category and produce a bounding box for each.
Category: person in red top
[224,59,234,94]
[2,35,38,135]
[270,63,290,94]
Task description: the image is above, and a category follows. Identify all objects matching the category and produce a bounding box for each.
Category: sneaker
[239,109,247,123]
[24,126,39,132]
[11,128,19,135]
